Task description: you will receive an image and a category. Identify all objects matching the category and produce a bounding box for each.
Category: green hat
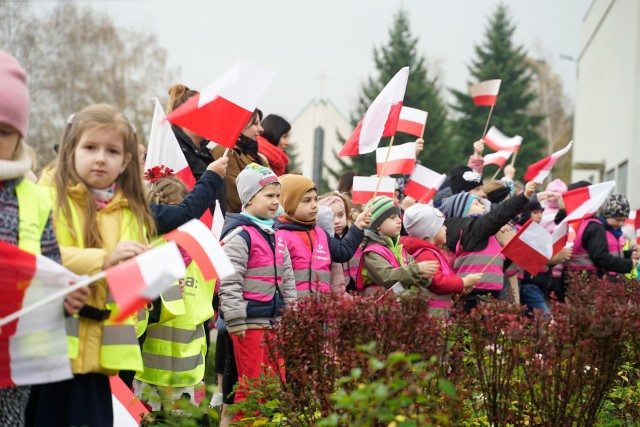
[368,196,400,230]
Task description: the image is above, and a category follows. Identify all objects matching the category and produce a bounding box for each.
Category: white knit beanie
[403,203,445,240]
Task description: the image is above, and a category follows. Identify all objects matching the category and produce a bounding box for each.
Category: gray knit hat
[403,204,445,240]
[601,193,630,218]
[317,205,335,237]
[236,163,279,207]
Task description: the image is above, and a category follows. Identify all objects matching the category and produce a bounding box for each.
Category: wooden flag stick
[223,148,230,157]
[482,104,495,138]
[371,136,396,201]
[420,117,428,139]
[510,150,519,166]
[491,164,504,181]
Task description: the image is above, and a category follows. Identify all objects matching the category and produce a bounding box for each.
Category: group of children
[1,49,639,426]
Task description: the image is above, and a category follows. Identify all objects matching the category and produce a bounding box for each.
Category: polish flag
[145,98,213,226]
[110,376,148,426]
[106,242,187,322]
[502,220,552,276]
[523,141,573,183]
[634,209,640,238]
[376,142,416,176]
[166,61,276,149]
[351,176,396,205]
[469,79,501,106]
[396,106,428,137]
[339,67,410,157]
[483,150,513,168]
[165,219,235,281]
[484,126,522,152]
[0,242,75,387]
[550,181,615,254]
[211,200,225,241]
[403,164,446,204]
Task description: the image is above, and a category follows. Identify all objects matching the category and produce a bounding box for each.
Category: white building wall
[573,0,640,208]
[290,99,353,189]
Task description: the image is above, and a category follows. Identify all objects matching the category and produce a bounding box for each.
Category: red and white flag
[550,181,615,254]
[211,200,225,241]
[165,219,235,281]
[524,141,573,183]
[502,220,552,276]
[403,164,446,204]
[396,106,427,137]
[483,150,513,168]
[0,242,75,387]
[634,209,640,238]
[166,61,276,149]
[339,67,410,157]
[376,142,416,176]
[483,126,522,152]
[106,242,187,322]
[110,376,148,426]
[469,79,501,106]
[351,176,396,204]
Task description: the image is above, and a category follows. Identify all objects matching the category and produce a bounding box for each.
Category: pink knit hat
[0,51,29,137]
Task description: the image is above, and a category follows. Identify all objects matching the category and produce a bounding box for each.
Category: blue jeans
[520,282,549,317]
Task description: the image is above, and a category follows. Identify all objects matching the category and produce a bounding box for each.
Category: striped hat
[367,196,400,230]
[440,193,478,218]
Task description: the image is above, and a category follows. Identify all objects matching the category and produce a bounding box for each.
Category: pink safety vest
[413,247,453,309]
[241,226,286,302]
[356,243,408,292]
[565,218,625,275]
[276,227,331,297]
[454,233,505,291]
[342,246,362,285]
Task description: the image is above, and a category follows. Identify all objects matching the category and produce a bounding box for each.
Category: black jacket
[581,219,633,275]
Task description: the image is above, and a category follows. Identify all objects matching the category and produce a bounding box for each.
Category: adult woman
[256,114,290,176]
[212,110,266,213]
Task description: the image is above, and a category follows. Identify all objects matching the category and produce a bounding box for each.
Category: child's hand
[417,260,439,278]
[503,164,516,179]
[559,246,573,261]
[103,241,148,269]
[64,283,90,315]
[462,273,483,293]
[414,138,425,156]
[354,209,371,230]
[524,181,538,198]
[473,139,485,157]
[536,191,561,202]
[208,156,229,179]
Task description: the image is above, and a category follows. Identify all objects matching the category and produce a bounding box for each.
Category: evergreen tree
[336,9,450,177]
[449,3,545,181]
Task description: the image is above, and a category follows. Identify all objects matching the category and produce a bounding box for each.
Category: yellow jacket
[52,183,146,375]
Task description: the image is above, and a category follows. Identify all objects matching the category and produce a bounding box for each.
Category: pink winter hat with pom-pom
[0,51,29,137]
[545,178,567,209]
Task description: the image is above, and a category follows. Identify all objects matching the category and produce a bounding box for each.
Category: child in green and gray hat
[355,196,438,298]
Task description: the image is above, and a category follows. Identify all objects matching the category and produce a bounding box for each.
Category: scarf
[241,212,275,229]
[236,134,261,164]
[385,235,405,266]
[599,215,624,239]
[91,183,116,210]
[0,143,32,181]
[256,135,288,176]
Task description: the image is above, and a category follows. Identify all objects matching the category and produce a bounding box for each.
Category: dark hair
[242,108,263,132]
[337,171,356,194]
[261,114,291,147]
[167,84,198,114]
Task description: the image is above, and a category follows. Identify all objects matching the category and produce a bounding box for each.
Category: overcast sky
[59,0,590,121]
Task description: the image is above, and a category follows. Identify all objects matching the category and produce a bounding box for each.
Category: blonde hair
[53,104,155,247]
[147,175,189,206]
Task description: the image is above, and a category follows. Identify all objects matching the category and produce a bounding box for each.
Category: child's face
[530,209,543,223]
[0,123,20,161]
[378,214,402,238]
[467,198,486,216]
[329,202,348,236]
[246,183,281,219]
[606,216,626,230]
[292,189,318,223]
[74,125,131,189]
[433,224,447,245]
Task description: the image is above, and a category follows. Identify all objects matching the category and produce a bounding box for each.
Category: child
[441,181,536,313]
[356,196,437,298]
[275,175,370,298]
[565,193,638,282]
[318,192,361,293]
[218,163,296,422]
[0,51,88,427]
[26,104,156,427]
[401,204,482,315]
[134,171,216,410]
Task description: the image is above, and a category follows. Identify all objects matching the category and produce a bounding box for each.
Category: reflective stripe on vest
[240,226,284,302]
[454,234,504,291]
[355,243,408,291]
[15,179,51,254]
[343,247,362,283]
[277,227,331,296]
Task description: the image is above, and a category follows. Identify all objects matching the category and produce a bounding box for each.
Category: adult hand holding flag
[339,67,410,157]
[166,61,276,149]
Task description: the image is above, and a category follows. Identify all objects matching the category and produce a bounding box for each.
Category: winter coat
[401,236,464,295]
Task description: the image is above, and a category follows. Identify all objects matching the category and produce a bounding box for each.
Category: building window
[606,168,615,184]
[313,126,325,186]
[617,161,628,197]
